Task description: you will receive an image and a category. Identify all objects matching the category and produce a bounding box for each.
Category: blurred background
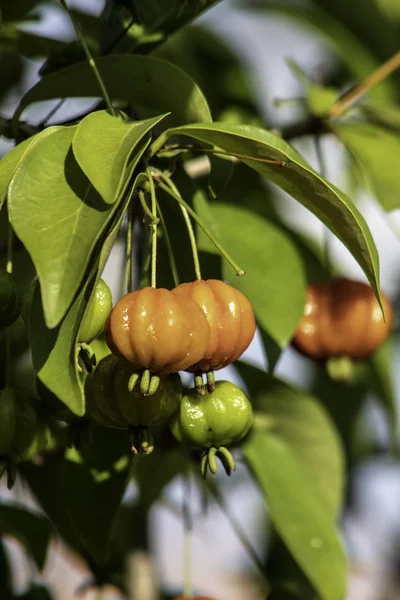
[2,1,400,598]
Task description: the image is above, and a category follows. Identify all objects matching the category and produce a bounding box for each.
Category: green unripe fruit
[0,269,20,331]
[84,354,128,428]
[78,279,112,344]
[114,362,182,427]
[169,381,253,450]
[0,388,17,457]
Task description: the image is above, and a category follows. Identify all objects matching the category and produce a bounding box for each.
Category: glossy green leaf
[334,122,400,212]
[73,111,167,205]
[0,502,52,570]
[245,431,347,600]
[209,204,305,348]
[165,122,381,301]
[13,54,212,130]
[238,361,344,515]
[20,426,131,567]
[9,120,154,328]
[29,166,144,416]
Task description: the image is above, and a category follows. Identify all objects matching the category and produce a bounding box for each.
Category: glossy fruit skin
[0,270,20,332]
[105,287,210,373]
[169,381,253,449]
[85,355,128,429]
[85,355,181,428]
[114,361,181,427]
[79,279,113,344]
[172,279,256,371]
[292,278,393,361]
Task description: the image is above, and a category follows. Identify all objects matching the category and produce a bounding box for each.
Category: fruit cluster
[82,278,256,476]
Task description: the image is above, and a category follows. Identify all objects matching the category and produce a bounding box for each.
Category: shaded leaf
[245,431,347,600]
[209,203,306,349]
[165,122,380,301]
[20,426,131,568]
[0,502,52,570]
[9,120,153,328]
[13,54,212,130]
[238,361,344,515]
[29,164,146,416]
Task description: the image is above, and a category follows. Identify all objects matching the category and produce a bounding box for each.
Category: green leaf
[100,0,222,56]
[9,119,154,328]
[334,122,400,212]
[13,54,212,130]
[165,122,381,302]
[1,0,39,22]
[367,335,397,442]
[72,110,168,205]
[209,204,306,349]
[361,102,400,131]
[29,166,145,416]
[245,431,347,600]
[20,426,131,568]
[0,540,12,598]
[238,361,344,515]
[287,59,338,117]
[0,502,52,570]
[0,134,43,210]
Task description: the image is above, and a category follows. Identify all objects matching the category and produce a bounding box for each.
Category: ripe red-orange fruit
[172,279,256,371]
[105,287,210,372]
[292,277,393,360]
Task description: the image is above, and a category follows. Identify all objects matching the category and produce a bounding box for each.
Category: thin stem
[126,203,133,294]
[157,144,287,167]
[207,481,267,586]
[158,181,245,278]
[183,470,193,598]
[5,224,13,385]
[314,136,331,275]
[59,0,115,116]
[146,168,158,289]
[329,50,400,117]
[123,185,136,295]
[156,200,180,287]
[6,225,13,276]
[159,173,202,281]
[138,189,159,223]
